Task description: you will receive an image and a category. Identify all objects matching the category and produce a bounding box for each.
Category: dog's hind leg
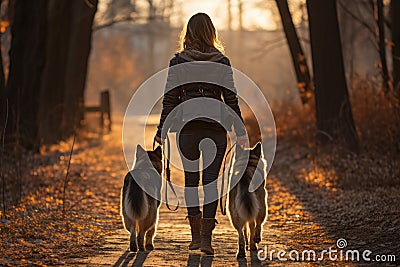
[232,218,246,259]
[137,227,146,251]
[249,220,257,251]
[129,222,138,252]
[123,214,132,232]
[145,225,156,251]
[236,227,246,259]
[243,224,249,251]
[138,211,156,251]
[254,200,267,244]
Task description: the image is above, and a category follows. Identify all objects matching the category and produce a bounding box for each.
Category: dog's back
[231,169,261,222]
[228,143,268,258]
[229,143,266,222]
[121,145,162,252]
[122,171,150,221]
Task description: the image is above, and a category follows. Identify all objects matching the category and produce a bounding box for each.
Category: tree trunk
[376,0,391,93]
[307,0,359,152]
[7,0,14,25]
[392,0,400,97]
[0,0,5,134]
[5,0,47,150]
[148,0,156,21]
[276,0,313,104]
[227,0,232,31]
[38,1,72,144]
[61,0,98,136]
[238,0,243,31]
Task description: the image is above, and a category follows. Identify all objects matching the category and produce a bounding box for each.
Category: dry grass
[0,128,125,266]
[245,79,400,190]
[250,80,400,261]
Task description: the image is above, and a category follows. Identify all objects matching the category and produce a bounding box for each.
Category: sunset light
[177,0,278,30]
[1,0,398,266]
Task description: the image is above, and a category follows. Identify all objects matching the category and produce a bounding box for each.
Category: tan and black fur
[227,142,268,259]
[121,144,162,252]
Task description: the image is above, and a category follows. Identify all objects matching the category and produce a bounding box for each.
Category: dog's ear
[136,144,146,157]
[252,142,262,157]
[153,146,162,159]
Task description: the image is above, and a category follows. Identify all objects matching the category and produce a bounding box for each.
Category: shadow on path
[113,251,150,267]
[236,251,263,267]
[250,251,263,266]
[187,253,214,267]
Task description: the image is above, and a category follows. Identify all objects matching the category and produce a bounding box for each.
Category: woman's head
[179,13,224,53]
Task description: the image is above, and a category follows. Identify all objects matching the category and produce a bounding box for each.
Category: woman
[154,13,246,255]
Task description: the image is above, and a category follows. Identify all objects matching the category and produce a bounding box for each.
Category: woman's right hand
[154,135,164,145]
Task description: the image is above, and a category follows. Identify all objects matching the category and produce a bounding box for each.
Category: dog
[121,144,162,252]
[227,142,268,259]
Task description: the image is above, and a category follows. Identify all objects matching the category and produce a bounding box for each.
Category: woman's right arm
[220,57,246,137]
[156,57,181,139]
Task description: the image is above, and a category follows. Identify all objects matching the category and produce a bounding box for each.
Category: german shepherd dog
[121,144,162,252]
[228,142,268,258]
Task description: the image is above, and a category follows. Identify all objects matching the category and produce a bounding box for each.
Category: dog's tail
[123,171,149,221]
[236,174,259,221]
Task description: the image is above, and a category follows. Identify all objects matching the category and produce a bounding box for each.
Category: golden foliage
[0,20,9,33]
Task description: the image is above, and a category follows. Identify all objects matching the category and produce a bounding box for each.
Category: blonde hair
[178,13,224,53]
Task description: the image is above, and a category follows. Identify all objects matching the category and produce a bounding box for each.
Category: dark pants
[177,121,227,218]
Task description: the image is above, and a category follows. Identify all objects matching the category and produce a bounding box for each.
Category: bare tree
[338,0,392,93]
[94,0,136,30]
[39,0,98,142]
[61,0,98,136]
[276,0,313,104]
[39,1,72,144]
[238,0,243,31]
[0,1,5,134]
[94,0,175,29]
[5,0,48,150]
[147,0,156,21]
[376,0,391,92]
[0,0,6,217]
[307,0,359,152]
[227,0,232,31]
[391,0,400,97]
[3,0,98,147]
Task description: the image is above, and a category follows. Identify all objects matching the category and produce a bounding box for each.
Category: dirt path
[75,117,330,267]
[80,176,336,267]
[69,116,398,266]
[2,113,398,266]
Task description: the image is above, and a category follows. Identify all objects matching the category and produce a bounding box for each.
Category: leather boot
[200,218,217,255]
[187,213,202,250]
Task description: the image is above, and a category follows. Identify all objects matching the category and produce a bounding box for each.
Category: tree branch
[338,0,375,36]
[84,0,95,9]
[93,16,135,31]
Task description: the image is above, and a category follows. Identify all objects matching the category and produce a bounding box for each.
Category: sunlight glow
[174,0,278,31]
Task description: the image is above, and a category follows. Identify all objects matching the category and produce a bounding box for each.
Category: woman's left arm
[220,57,246,137]
[156,58,181,139]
